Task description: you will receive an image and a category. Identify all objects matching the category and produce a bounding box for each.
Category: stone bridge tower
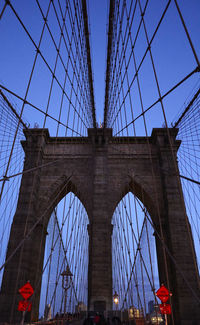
[0,128,199,324]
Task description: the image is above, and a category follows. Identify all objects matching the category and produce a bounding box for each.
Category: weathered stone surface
[0,128,199,324]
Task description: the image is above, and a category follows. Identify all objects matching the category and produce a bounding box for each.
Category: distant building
[75,301,87,312]
[148,300,154,314]
[44,304,51,320]
[148,302,164,324]
[129,306,143,319]
[148,301,162,315]
[150,313,163,324]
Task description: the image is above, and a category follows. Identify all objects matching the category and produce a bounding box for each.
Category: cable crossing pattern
[103,0,200,323]
[0,0,94,320]
[0,0,200,323]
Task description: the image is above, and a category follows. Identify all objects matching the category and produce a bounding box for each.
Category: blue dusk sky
[0,0,200,317]
[0,0,199,133]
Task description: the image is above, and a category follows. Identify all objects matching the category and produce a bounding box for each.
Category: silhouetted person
[94,313,100,324]
[84,316,94,325]
[112,316,121,325]
[99,314,106,325]
[106,317,111,325]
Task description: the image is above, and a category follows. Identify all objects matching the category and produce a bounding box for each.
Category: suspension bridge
[0,0,200,324]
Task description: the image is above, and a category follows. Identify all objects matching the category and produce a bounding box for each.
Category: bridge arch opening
[111,176,159,227]
[39,192,89,319]
[112,192,160,318]
[38,175,91,228]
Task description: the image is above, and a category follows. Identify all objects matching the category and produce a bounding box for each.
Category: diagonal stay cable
[134,194,200,304]
[105,0,172,128]
[173,87,200,128]
[6,1,89,131]
[114,66,199,136]
[0,174,73,273]
[0,84,82,136]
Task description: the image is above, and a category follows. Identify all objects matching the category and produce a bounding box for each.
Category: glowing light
[113,291,119,305]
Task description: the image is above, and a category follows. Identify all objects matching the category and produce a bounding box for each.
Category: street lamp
[61,265,73,316]
[113,291,119,312]
[113,291,119,305]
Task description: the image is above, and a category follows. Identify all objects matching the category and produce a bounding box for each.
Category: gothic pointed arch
[37,174,91,228]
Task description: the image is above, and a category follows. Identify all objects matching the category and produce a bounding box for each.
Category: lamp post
[113,291,119,316]
[61,266,73,317]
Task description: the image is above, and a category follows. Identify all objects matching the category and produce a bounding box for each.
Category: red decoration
[18,300,32,312]
[156,285,170,303]
[159,303,172,314]
[19,282,34,300]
